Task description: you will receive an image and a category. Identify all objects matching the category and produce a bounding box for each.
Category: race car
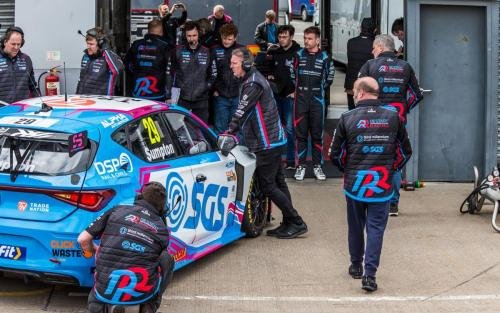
[0,95,268,287]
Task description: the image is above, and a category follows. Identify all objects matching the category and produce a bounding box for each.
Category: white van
[330,0,404,64]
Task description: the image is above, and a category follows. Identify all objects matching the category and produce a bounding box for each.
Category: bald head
[353,77,379,104]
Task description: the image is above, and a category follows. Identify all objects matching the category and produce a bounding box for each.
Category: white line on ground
[163,294,500,303]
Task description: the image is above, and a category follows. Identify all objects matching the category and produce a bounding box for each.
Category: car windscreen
[0,128,95,178]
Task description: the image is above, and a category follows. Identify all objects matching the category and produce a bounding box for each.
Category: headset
[241,48,253,72]
[85,27,106,49]
[1,26,25,49]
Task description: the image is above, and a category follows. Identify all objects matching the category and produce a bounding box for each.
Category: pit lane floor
[2,181,500,313]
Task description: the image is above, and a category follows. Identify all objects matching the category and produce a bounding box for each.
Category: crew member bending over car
[227,47,308,239]
[76,27,124,96]
[78,182,174,313]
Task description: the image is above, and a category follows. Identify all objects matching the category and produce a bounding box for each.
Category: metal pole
[320,0,332,107]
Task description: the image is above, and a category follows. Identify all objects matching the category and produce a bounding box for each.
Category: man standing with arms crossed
[358,34,423,216]
[293,26,335,181]
[227,47,308,239]
[329,77,412,292]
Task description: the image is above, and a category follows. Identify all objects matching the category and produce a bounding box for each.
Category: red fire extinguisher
[45,68,60,96]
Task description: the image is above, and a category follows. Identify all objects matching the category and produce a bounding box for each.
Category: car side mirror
[217,134,238,156]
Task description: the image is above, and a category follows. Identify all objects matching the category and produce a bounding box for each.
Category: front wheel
[241,175,269,238]
[301,7,309,22]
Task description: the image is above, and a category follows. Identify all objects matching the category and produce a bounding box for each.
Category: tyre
[241,175,269,238]
[301,7,309,22]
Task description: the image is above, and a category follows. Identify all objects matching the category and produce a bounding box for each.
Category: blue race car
[0,95,268,287]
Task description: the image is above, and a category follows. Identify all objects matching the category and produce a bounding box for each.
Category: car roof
[0,95,170,133]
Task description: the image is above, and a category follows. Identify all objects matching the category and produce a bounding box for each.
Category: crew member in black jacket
[76,27,124,96]
[0,26,37,104]
[266,24,301,169]
[329,77,412,292]
[124,19,170,101]
[358,34,423,216]
[345,18,375,110]
[211,24,243,133]
[227,47,308,239]
[78,182,174,313]
[158,2,187,48]
[166,21,217,123]
[254,10,278,51]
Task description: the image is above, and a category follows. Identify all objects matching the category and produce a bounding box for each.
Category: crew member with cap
[0,26,37,104]
[78,181,174,313]
[76,27,124,96]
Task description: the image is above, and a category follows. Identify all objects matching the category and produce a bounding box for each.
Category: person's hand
[169,4,177,14]
[213,90,219,97]
[158,4,169,17]
[267,75,275,80]
[288,92,295,98]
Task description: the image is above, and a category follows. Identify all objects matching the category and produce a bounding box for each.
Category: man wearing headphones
[0,26,37,104]
[78,181,174,313]
[76,27,124,96]
[227,47,308,239]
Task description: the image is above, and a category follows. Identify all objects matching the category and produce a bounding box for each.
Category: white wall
[15,0,95,93]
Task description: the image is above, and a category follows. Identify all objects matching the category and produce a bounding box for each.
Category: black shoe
[276,220,308,239]
[348,263,363,279]
[266,222,287,237]
[389,203,399,216]
[285,162,296,170]
[361,276,377,292]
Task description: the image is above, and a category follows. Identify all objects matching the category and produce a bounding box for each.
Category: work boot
[276,217,308,239]
[361,276,377,292]
[266,221,288,237]
[389,203,399,216]
[294,165,306,181]
[348,263,363,279]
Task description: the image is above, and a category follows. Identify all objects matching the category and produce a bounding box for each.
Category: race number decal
[142,117,161,145]
[0,116,59,128]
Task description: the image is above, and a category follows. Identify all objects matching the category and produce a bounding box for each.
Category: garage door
[0,1,15,37]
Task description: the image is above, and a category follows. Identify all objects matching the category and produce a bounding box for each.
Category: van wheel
[301,7,309,22]
[241,175,269,238]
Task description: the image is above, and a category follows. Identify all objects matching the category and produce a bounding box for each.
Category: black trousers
[87,251,174,313]
[347,94,355,111]
[178,98,209,124]
[255,147,299,219]
[295,96,325,166]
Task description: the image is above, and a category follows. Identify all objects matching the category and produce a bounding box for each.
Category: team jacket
[254,22,278,51]
[358,51,423,122]
[86,199,169,305]
[166,43,217,102]
[211,42,243,98]
[293,48,335,100]
[267,41,301,97]
[228,67,286,153]
[0,50,37,104]
[124,34,170,100]
[328,99,412,202]
[76,49,124,96]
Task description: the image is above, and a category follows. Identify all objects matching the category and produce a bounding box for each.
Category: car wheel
[301,7,309,22]
[241,175,269,238]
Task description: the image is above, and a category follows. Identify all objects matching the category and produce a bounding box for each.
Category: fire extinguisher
[44,68,60,96]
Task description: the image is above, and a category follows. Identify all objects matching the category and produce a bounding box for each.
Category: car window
[163,112,217,155]
[112,114,178,162]
[0,130,95,176]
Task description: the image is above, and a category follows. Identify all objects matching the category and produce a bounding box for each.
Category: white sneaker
[313,165,326,180]
[294,165,306,181]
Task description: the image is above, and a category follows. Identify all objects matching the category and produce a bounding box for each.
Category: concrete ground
[2,181,500,312]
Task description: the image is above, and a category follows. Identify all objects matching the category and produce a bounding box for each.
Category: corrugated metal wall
[0,1,14,37]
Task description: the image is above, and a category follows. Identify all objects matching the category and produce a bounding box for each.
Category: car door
[163,111,237,247]
[113,113,198,247]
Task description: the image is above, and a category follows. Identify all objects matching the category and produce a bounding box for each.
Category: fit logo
[352,166,391,198]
